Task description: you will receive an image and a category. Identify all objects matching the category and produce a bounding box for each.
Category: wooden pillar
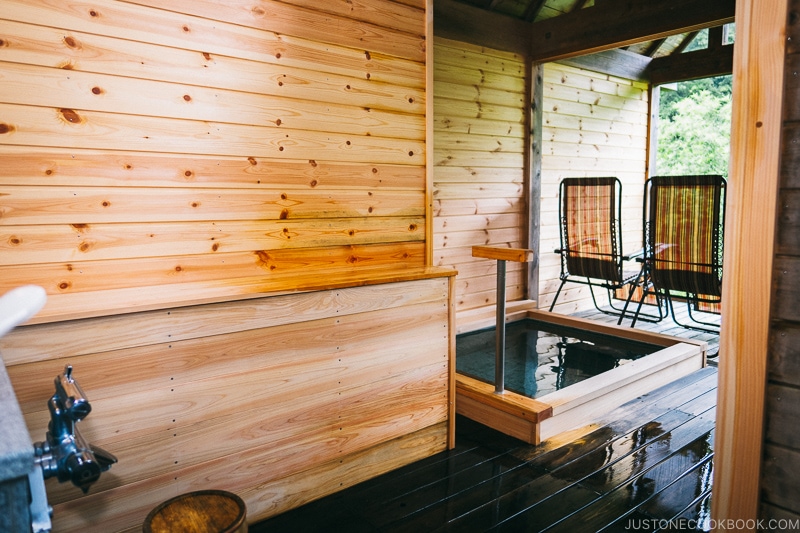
[527,63,543,303]
[712,0,786,526]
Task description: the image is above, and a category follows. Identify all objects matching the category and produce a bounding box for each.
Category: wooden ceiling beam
[558,48,652,81]
[529,0,736,62]
[434,0,532,56]
[647,43,734,85]
[673,31,700,54]
[643,38,668,58]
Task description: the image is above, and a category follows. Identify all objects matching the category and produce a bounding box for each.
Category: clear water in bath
[456,319,663,399]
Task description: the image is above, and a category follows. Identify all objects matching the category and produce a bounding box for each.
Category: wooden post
[472,246,535,394]
[713,0,785,526]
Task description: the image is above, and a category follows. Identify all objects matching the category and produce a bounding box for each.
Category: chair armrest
[622,248,645,261]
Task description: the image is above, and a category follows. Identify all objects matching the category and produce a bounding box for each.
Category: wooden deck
[251,303,720,532]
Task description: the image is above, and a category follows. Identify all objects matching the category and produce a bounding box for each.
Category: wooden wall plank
[120,0,426,62]
[239,422,445,523]
[434,197,525,217]
[434,166,524,184]
[434,115,526,138]
[434,39,526,75]
[0,216,424,265]
[435,131,525,153]
[0,62,425,135]
[434,97,525,123]
[761,444,800,516]
[771,256,800,329]
[0,186,424,225]
[2,0,425,64]
[764,383,800,449]
[0,243,425,297]
[434,35,530,321]
[0,19,424,90]
[0,277,448,364]
[0,104,425,165]
[0,148,425,189]
[768,321,800,388]
[4,277,452,531]
[269,0,426,37]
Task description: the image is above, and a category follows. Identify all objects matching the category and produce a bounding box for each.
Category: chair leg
[627,278,667,327]
[669,296,721,334]
[617,278,641,326]
[549,279,568,312]
[628,292,648,328]
[617,269,666,326]
[587,280,606,314]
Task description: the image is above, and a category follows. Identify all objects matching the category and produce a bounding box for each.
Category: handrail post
[472,246,535,395]
[495,258,507,393]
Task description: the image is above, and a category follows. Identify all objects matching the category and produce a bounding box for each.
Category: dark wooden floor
[251,367,717,532]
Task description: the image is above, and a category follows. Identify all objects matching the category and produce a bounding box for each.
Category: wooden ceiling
[435,0,736,84]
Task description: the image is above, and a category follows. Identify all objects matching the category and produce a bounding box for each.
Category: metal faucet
[33,365,117,494]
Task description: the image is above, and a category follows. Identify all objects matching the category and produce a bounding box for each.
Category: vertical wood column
[528,63,543,304]
[713,0,786,524]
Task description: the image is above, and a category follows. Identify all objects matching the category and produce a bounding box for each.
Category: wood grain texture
[0,243,425,297]
[0,19,424,90]
[0,148,425,189]
[0,0,429,323]
[713,0,786,523]
[433,38,529,319]
[5,277,454,532]
[472,245,534,263]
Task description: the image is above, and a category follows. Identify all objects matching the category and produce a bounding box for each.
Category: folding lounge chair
[549,177,661,322]
[628,175,726,332]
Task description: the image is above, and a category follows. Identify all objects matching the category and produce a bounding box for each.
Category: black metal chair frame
[627,175,726,333]
[549,177,664,323]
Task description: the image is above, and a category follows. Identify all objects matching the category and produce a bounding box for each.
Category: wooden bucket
[143,490,247,533]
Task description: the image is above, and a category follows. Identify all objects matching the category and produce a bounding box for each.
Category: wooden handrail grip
[472,246,535,263]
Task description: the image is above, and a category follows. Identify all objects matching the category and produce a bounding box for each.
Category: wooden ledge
[23,265,458,325]
[455,374,553,423]
[472,246,535,263]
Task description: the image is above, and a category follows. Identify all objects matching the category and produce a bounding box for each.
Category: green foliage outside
[655,26,735,178]
[656,75,733,179]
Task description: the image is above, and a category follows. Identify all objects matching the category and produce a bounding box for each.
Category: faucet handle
[55,364,91,421]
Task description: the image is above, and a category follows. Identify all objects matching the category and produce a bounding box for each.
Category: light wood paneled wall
[1,276,452,532]
[433,37,529,314]
[0,0,428,322]
[432,40,648,324]
[0,1,459,532]
[539,63,649,314]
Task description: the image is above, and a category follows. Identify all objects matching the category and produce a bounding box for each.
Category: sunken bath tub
[455,309,707,445]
